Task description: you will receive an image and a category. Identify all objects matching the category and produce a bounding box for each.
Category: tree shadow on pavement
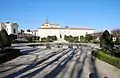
[0,54,38,75]
[42,48,77,78]
[4,49,69,78]
[70,49,87,78]
[77,50,87,78]
[0,48,45,73]
[69,48,83,78]
[20,48,41,55]
[20,49,74,78]
[89,55,100,78]
[20,48,76,78]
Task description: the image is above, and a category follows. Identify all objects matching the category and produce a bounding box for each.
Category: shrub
[25,36,33,42]
[41,37,47,42]
[9,34,17,42]
[85,34,93,42]
[115,38,120,44]
[92,50,120,68]
[46,38,53,42]
[0,29,11,49]
[12,38,28,43]
[0,37,3,50]
[64,35,79,43]
[80,36,86,43]
[46,44,51,49]
[68,45,73,48]
[33,40,41,43]
[100,30,114,55]
[92,40,100,44]
[0,29,21,64]
[12,40,28,43]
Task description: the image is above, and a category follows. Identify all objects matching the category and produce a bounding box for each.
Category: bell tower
[41,18,50,28]
[45,18,49,24]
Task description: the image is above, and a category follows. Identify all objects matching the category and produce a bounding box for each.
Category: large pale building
[41,18,60,28]
[0,22,18,35]
[38,19,94,39]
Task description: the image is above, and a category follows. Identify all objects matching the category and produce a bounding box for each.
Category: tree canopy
[0,29,11,49]
[100,30,114,55]
[85,34,93,42]
[20,29,24,34]
[27,29,31,32]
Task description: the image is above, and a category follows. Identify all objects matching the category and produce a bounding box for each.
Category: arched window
[13,28,16,33]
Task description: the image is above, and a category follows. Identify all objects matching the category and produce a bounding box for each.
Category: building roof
[0,22,18,27]
[33,30,38,32]
[50,23,59,26]
[112,34,120,38]
[42,23,59,26]
[38,27,94,30]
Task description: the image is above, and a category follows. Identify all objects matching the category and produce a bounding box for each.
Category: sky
[0,0,120,32]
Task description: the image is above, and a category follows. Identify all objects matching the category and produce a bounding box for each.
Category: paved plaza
[0,44,120,78]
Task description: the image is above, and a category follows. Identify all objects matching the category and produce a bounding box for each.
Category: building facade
[18,30,39,38]
[0,22,18,35]
[38,19,94,39]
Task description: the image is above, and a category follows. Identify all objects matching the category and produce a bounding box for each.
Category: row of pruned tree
[41,36,57,42]
[64,35,79,42]
[20,29,31,33]
[64,34,95,43]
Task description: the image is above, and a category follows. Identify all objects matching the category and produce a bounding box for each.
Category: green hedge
[12,40,29,43]
[92,50,120,68]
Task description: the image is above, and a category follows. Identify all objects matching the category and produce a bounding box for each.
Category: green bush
[64,35,79,43]
[100,30,114,55]
[92,50,120,68]
[12,40,28,43]
[115,38,120,44]
[9,34,17,42]
[75,41,81,43]
[33,40,41,43]
[0,29,11,49]
[46,44,51,49]
[40,40,46,42]
[85,34,93,42]
[25,36,33,42]
[41,37,47,42]
[92,41,100,44]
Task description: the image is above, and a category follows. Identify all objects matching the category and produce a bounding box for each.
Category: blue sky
[0,0,120,32]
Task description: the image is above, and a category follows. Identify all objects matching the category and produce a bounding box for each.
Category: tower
[41,18,50,28]
[45,18,49,24]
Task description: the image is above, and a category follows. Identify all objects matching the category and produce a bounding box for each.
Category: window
[13,28,16,33]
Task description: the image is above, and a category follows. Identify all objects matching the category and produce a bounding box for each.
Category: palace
[0,20,95,40]
[38,19,94,39]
